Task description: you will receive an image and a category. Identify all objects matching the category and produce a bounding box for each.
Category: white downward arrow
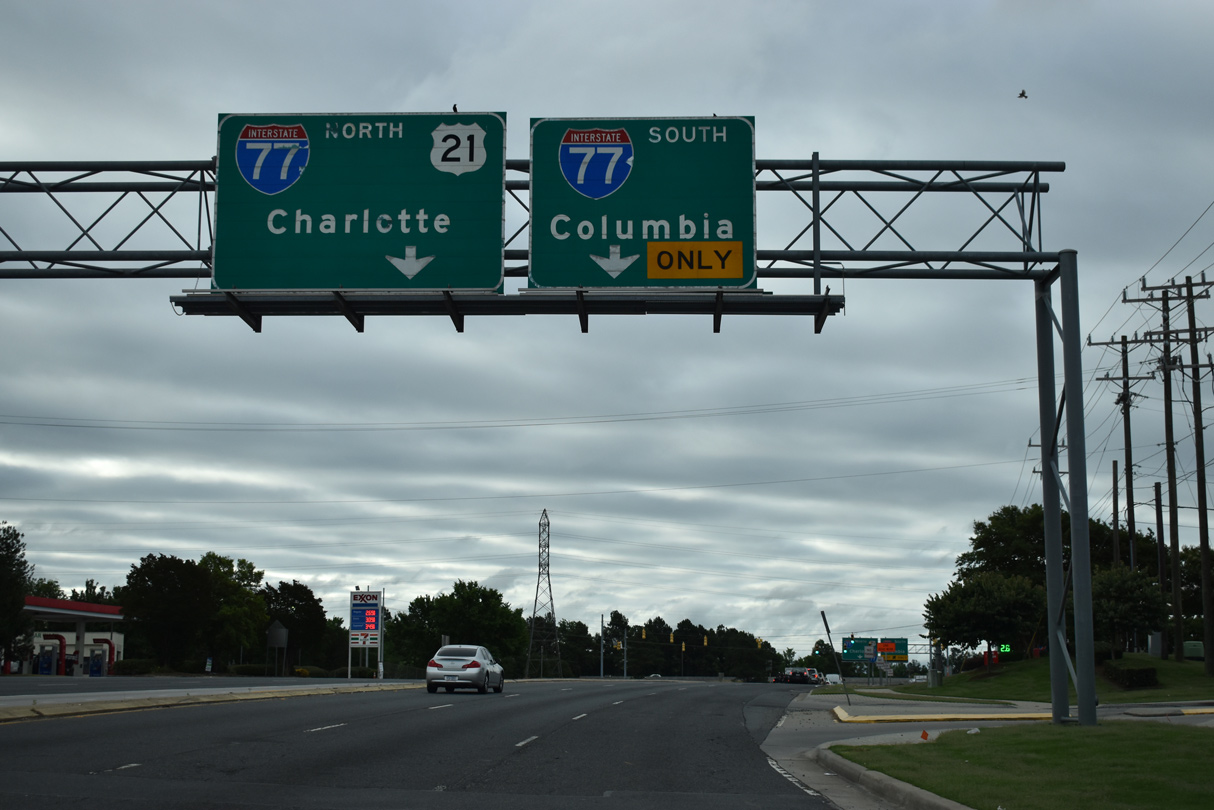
[589,245,640,279]
[386,246,435,279]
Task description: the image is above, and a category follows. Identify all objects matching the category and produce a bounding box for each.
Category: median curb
[812,744,973,810]
[0,681,423,724]
[832,705,1052,724]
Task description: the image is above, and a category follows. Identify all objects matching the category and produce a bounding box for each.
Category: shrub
[113,658,155,676]
[294,665,330,678]
[1104,660,1158,689]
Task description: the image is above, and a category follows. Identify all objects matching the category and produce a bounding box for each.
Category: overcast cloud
[3,1,1214,660]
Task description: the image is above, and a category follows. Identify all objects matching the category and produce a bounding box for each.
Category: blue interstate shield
[235,123,309,195]
[559,128,633,200]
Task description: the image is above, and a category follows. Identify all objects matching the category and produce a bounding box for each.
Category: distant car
[807,668,825,686]
[646,673,662,678]
[825,673,843,685]
[425,645,504,694]
[786,667,810,684]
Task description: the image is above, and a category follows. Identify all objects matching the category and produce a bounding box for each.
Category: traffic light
[681,642,685,652]
[703,635,708,646]
[756,638,762,649]
[669,632,674,644]
[642,627,646,640]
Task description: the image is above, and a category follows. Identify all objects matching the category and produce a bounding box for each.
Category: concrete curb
[832,705,1052,724]
[0,681,422,723]
[812,745,974,810]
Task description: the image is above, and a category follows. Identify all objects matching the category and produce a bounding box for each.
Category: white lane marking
[429,703,454,710]
[115,764,141,771]
[506,693,520,698]
[516,735,539,747]
[767,758,820,797]
[304,723,346,733]
[561,688,572,691]
[612,701,623,705]
[776,716,787,728]
[573,713,587,720]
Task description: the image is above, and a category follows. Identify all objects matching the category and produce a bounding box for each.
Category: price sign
[349,591,382,649]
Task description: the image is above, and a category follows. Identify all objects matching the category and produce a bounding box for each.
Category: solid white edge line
[516,735,539,747]
[304,723,347,733]
[429,704,454,710]
[767,758,820,797]
[572,713,587,720]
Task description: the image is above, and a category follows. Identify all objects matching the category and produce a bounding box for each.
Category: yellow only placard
[647,241,743,279]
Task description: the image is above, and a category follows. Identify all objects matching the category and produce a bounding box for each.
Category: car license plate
[444,675,458,681]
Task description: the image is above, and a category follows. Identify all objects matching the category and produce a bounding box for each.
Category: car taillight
[462,661,481,670]
[427,659,442,669]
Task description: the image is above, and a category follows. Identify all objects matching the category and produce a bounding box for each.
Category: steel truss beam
[1,157,1094,721]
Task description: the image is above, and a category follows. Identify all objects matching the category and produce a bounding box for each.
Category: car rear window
[437,646,479,657]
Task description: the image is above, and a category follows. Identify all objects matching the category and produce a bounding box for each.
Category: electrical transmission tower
[526,509,561,678]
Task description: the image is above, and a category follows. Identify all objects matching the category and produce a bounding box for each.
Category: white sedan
[425,645,505,694]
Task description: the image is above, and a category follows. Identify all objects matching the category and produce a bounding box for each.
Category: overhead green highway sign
[213,112,505,291]
[528,116,756,289]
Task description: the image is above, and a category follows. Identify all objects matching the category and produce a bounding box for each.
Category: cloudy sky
[4,1,1214,661]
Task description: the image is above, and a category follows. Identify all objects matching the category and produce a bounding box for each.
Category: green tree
[958,504,1160,583]
[120,554,211,667]
[198,553,267,667]
[263,580,328,668]
[1092,564,1167,649]
[924,571,1044,658]
[0,522,35,671]
[557,619,596,677]
[392,581,528,675]
[28,578,63,599]
[70,579,116,604]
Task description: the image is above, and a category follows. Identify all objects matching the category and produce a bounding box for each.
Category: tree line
[922,504,1207,668]
[2,521,801,681]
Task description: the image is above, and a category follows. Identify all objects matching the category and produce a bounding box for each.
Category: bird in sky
[1018,90,1027,99]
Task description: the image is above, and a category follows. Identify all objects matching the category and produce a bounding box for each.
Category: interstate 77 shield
[529,117,755,289]
[213,112,505,291]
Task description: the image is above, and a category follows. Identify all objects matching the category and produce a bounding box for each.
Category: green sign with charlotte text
[213,112,505,290]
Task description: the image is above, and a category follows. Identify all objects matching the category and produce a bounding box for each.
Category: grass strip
[833,722,1214,810]
[892,654,1214,705]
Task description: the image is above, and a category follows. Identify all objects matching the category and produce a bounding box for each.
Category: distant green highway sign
[213,112,505,290]
[528,117,756,289]
[841,637,877,662]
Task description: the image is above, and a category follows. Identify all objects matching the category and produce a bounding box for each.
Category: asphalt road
[0,679,829,810]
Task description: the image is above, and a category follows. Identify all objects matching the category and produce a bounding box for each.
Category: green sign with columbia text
[528,116,756,289]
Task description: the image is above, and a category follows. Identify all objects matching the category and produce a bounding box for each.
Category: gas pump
[88,648,106,677]
[37,645,55,675]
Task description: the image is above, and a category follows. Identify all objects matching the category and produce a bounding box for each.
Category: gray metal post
[1059,250,1097,725]
[1035,275,1070,722]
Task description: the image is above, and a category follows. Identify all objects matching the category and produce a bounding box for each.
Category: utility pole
[1131,275,1214,669]
[1091,332,1156,568]
[1155,482,1167,660]
[1183,276,1214,676]
[1112,459,1120,565]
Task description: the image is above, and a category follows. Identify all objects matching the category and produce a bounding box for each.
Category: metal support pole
[1035,275,1070,722]
[1059,250,1097,725]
